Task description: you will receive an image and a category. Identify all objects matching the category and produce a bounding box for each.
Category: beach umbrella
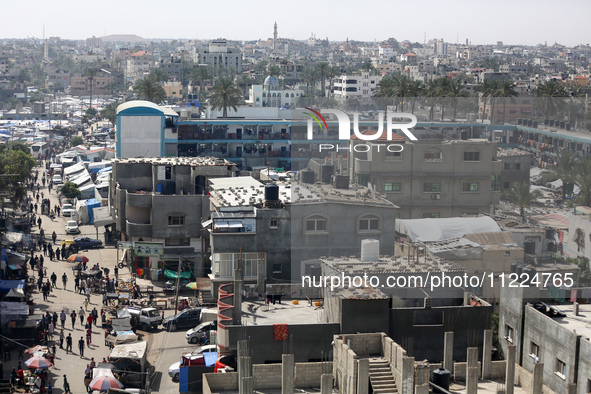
[88,375,123,391]
[25,356,52,369]
[185,282,197,290]
[67,254,89,263]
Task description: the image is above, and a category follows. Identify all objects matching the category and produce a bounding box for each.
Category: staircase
[199,289,217,306]
[368,358,398,394]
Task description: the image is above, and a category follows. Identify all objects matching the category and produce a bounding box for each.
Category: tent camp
[395,216,501,242]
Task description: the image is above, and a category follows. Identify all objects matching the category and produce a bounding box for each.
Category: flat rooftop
[547,303,591,339]
[240,300,323,326]
[112,156,233,166]
[321,255,465,275]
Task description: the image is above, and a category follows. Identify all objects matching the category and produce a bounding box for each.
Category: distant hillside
[100,34,147,42]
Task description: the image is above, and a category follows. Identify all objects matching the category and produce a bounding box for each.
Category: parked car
[185,321,217,344]
[168,345,218,381]
[61,203,76,217]
[64,220,80,234]
[71,237,102,249]
[163,308,202,331]
[52,175,63,184]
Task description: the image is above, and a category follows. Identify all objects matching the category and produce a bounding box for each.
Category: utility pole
[173,255,182,312]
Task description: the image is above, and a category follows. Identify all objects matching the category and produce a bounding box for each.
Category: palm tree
[315,62,329,97]
[189,66,213,102]
[237,74,251,99]
[540,151,577,199]
[503,182,543,220]
[445,78,470,121]
[209,76,243,118]
[476,79,500,123]
[302,67,319,97]
[149,68,169,83]
[422,79,441,121]
[133,77,166,104]
[83,67,98,111]
[573,156,591,207]
[498,80,519,124]
[534,80,568,118]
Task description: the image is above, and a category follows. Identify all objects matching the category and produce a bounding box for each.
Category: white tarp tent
[64,162,85,177]
[395,216,501,242]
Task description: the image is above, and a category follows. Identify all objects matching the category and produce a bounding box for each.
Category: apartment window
[503,181,511,190]
[385,150,402,160]
[505,251,511,257]
[491,174,501,191]
[384,182,401,192]
[424,182,441,193]
[305,215,327,233]
[168,215,185,226]
[165,238,190,246]
[423,148,443,161]
[463,150,480,162]
[462,182,479,193]
[505,324,514,343]
[165,166,172,180]
[555,359,566,378]
[359,216,380,232]
[269,219,279,228]
[272,264,282,274]
[530,342,540,359]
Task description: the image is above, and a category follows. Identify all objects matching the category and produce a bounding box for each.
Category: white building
[249,77,304,109]
[193,40,242,73]
[332,72,382,103]
[378,45,394,59]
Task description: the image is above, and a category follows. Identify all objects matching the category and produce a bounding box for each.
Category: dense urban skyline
[2,0,590,46]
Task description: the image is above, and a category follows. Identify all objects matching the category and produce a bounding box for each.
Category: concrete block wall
[453,362,481,380]
[253,364,282,389]
[203,372,238,394]
[491,360,506,379]
[333,336,359,394]
[514,364,556,394]
[343,332,383,357]
[295,362,333,388]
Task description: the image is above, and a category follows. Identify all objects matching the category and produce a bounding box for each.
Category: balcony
[126,191,153,208]
[126,221,152,238]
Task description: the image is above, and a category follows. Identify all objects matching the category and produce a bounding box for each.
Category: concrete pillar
[531,362,543,394]
[321,374,332,394]
[282,354,295,394]
[443,332,454,372]
[356,358,369,394]
[505,345,516,394]
[573,302,579,316]
[240,376,253,394]
[466,347,479,394]
[482,329,493,379]
[414,364,430,394]
[401,357,415,394]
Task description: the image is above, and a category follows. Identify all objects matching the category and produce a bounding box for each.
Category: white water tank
[361,239,380,262]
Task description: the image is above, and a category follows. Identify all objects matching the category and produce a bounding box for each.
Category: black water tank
[523,239,536,255]
[517,118,523,125]
[320,163,334,184]
[264,183,280,202]
[334,175,349,189]
[566,123,571,131]
[560,121,566,128]
[432,368,451,393]
[300,169,315,184]
[510,261,519,274]
[549,120,555,126]
[527,119,533,127]
[522,266,536,285]
[544,119,549,125]
[532,121,538,128]
[516,263,524,276]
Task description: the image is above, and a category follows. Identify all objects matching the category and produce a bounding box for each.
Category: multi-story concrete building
[348,135,502,219]
[70,76,114,96]
[193,40,242,73]
[249,82,304,109]
[125,50,154,83]
[332,71,382,104]
[109,156,237,279]
[45,68,70,90]
[497,148,531,190]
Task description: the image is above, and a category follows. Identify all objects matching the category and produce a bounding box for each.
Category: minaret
[273,22,278,51]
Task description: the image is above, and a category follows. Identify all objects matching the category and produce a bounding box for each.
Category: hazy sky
[2,0,589,46]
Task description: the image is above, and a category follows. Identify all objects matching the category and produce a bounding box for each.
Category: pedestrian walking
[86,314,93,327]
[86,286,91,303]
[65,334,72,353]
[37,217,42,228]
[56,248,61,260]
[70,310,76,329]
[59,330,64,349]
[47,322,54,341]
[51,231,57,244]
[84,298,89,311]
[114,266,118,278]
[74,277,79,292]
[60,310,66,328]
[63,375,71,393]
[42,243,47,256]
[50,272,57,288]
[79,307,85,325]
[102,293,107,306]
[86,328,92,346]
[78,337,84,358]
[61,273,67,290]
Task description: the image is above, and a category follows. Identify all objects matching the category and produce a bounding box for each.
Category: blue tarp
[86,199,101,224]
[203,352,218,367]
[0,279,25,292]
